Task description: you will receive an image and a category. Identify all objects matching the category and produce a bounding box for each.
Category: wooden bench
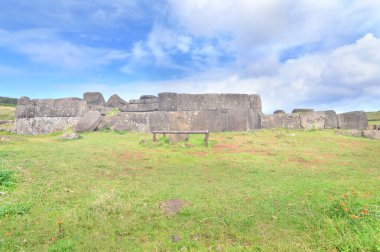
[152,130,209,146]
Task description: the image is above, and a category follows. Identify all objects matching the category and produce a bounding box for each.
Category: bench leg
[153,133,157,142]
[204,133,209,147]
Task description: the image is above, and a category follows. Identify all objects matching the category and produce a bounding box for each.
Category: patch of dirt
[189,151,208,156]
[160,199,192,216]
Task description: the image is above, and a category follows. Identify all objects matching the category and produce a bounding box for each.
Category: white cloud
[0,28,129,70]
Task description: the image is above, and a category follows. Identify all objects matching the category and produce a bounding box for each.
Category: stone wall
[13,97,88,135]
[12,92,368,135]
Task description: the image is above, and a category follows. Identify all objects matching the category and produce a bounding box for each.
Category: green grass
[0,105,15,120]
[367,111,380,121]
[0,129,379,251]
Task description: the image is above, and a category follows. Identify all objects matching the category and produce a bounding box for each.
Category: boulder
[362,130,380,140]
[74,111,102,132]
[292,108,314,113]
[274,110,286,115]
[33,98,88,118]
[106,94,127,108]
[83,92,106,108]
[337,111,368,130]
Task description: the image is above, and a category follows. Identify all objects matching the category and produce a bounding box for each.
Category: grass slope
[0,129,379,251]
[0,105,15,121]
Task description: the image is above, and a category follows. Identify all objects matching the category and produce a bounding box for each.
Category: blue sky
[0,0,379,113]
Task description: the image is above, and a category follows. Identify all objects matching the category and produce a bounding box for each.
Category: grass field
[0,105,15,121]
[0,127,379,251]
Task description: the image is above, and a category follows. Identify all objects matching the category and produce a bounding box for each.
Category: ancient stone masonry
[13,97,88,134]
[13,92,368,135]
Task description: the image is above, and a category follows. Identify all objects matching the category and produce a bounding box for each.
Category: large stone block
[158,92,178,111]
[13,117,79,135]
[83,92,106,107]
[292,108,314,113]
[74,111,102,132]
[219,94,250,111]
[176,94,220,111]
[15,97,35,119]
[107,94,127,108]
[148,111,170,132]
[108,112,150,132]
[300,112,326,129]
[248,110,262,130]
[16,97,88,119]
[120,103,158,112]
[261,114,301,129]
[337,111,368,130]
[249,94,262,111]
[34,98,88,118]
[324,110,338,129]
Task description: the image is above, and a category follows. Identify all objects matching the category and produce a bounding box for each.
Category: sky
[0,0,379,113]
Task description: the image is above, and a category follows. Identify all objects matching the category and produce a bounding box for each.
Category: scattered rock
[361,130,380,140]
[59,133,80,140]
[74,111,102,132]
[273,110,285,114]
[160,199,191,216]
[106,94,127,108]
[0,137,10,142]
[0,120,11,125]
[171,235,182,243]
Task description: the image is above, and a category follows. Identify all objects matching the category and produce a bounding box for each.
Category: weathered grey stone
[74,111,102,132]
[106,94,127,108]
[15,97,35,119]
[335,129,362,137]
[300,112,326,129]
[34,98,88,118]
[140,95,157,100]
[108,112,150,132]
[323,110,338,129]
[83,92,106,107]
[129,99,158,104]
[120,103,158,112]
[274,110,286,114]
[248,111,262,130]
[158,92,178,111]
[148,111,170,132]
[337,111,368,130]
[292,108,314,113]
[99,107,114,116]
[362,130,380,140]
[13,117,79,135]
[176,94,220,111]
[261,114,301,129]
[16,97,88,119]
[0,120,11,125]
[249,94,262,111]
[219,94,250,111]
